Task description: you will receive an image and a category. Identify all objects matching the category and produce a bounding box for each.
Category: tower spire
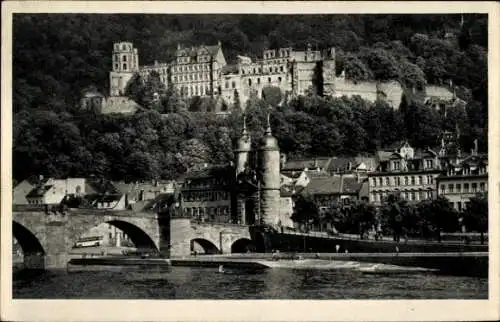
[265,113,272,135]
[242,115,248,136]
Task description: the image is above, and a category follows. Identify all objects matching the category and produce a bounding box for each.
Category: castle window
[123,55,127,62]
[123,63,127,70]
[232,81,236,88]
[248,79,252,86]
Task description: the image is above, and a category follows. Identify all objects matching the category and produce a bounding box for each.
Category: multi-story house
[368,141,444,205]
[179,165,234,224]
[436,146,488,212]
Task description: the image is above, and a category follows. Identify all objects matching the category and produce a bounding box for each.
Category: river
[13,265,487,299]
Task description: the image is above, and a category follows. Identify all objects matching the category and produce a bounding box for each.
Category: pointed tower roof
[235,115,251,152]
[259,113,279,151]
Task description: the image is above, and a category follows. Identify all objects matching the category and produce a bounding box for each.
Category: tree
[178,138,211,171]
[399,60,426,89]
[463,193,488,244]
[343,53,372,81]
[358,47,400,81]
[380,193,411,242]
[417,197,459,241]
[291,194,319,231]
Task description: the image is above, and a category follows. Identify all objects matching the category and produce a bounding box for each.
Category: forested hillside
[12,14,488,182]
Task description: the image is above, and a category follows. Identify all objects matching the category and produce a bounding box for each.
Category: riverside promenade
[170,252,487,276]
[66,251,487,277]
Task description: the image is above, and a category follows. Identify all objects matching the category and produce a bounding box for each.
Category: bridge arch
[231,238,255,253]
[191,238,220,254]
[72,219,159,253]
[12,221,45,256]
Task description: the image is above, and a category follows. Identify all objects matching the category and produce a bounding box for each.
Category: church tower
[109,42,139,97]
[257,114,281,226]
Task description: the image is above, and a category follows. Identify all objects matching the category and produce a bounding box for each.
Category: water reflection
[13,266,487,299]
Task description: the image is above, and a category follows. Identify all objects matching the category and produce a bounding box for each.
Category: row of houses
[13,177,177,213]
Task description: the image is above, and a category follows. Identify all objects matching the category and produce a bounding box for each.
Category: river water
[13,265,487,299]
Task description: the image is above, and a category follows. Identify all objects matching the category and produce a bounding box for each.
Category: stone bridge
[13,207,161,269]
[12,208,256,269]
[169,217,253,257]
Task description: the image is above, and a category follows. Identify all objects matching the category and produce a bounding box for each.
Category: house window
[268,77,272,83]
[248,79,252,86]
[371,178,377,187]
[440,184,446,194]
[225,81,229,89]
[385,177,390,186]
[232,81,236,88]
[457,202,462,211]
[456,184,461,192]
[472,183,477,193]
[379,178,383,186]
[395,177,401,186]
[427,176,433,185]
[404,177,409,185]
[448,184,454,193]
[464,183,469,193]
[123,63,127,70]
[480,182,485,191]
[411,176,415,185]
[418,176,422,185]
[280,66,284,72]
[409,192,415,201]
[426,160,434,169]
[393,161,400,170]
[257,78,261,84]
[278,76,282,82]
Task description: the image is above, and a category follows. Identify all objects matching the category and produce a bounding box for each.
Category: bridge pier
[23,253,46,270]
[169,217,253,257]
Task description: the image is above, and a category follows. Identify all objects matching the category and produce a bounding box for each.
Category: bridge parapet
[12,209,161,269]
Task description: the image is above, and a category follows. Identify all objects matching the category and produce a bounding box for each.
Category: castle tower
[322,47,336,96]
[257,114,281,226]
[235,115,251,176]
[109,42,139,97]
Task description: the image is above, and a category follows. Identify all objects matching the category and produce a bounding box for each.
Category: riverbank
[64,251,487,277]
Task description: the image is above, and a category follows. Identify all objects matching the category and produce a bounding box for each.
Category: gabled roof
[26,185,53,198]
[222,64,239,75]
[182,164,232,181]
[327,157,356,172]
[376,151,394,162]
[282,157,332,171]
[302,176,342,195]
[177,44,219,58]
[342,177,363,194]
[426,85,454,100]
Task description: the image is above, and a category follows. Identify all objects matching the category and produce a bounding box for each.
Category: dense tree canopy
[12,14,488,182]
